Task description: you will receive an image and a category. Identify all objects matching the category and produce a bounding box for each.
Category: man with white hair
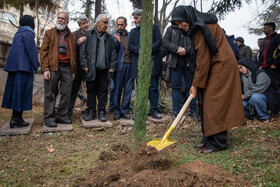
[80,14,117,122]
[67,15,89,122]
[40,11,76,127]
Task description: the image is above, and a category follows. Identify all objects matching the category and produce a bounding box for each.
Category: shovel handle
[171,94,194,129]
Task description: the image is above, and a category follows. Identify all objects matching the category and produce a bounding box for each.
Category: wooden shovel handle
[171,94,194,129]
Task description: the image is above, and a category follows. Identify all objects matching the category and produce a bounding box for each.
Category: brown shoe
[195,143,206,149]
[201,148,215,154]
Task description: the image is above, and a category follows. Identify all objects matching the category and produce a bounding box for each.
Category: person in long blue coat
[1,15,40,128]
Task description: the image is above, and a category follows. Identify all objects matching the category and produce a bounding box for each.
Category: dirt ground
[1,95,279,186]
[76,143,247,186]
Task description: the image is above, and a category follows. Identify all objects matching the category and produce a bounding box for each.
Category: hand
[43,71,50,81]
[176,46,186,56]
[113,33,121,43]
[77,36,87,45]
[259,66,263,69]
[83,67,89,73]
[73,74,75,80]
[189,86,197,98]
[271,64,277,69]
[109,69,115,73]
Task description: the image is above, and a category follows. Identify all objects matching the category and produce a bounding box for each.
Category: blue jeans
[149,75,160,113]
[171,63,197,114]
[109,77,114,110]
[243,93,270,120]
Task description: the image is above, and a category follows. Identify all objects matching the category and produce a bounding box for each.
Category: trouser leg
[121,63,132,114]
[96,70,108,113]
[44,70,60,123]
[56,65,73,119]
[67,79,81,117]
[86,80,97,113]
[149,75,160,113]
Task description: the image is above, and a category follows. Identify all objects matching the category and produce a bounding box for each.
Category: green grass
[0,108,279,186]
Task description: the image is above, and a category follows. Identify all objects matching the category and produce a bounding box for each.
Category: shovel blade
[147,138,177,151]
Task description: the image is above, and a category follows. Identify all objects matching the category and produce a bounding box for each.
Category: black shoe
[10,111,29,128]
[191,112,201,122]
[84,111,96,121]
[45,121,57,127]
[152,111,162,119]
[121,113,131,119]
[56,118,72,124]
[98,111,107,122]
[19,111,29,126]
[114,113,121,120]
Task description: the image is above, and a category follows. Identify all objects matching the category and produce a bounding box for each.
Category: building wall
[0,2,65,95]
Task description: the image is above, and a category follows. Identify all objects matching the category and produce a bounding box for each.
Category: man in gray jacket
[236,37,252,59]
[80,14,117,122]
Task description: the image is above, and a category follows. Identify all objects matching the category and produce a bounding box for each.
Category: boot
[19,111,29,126]
[10,110,29,128]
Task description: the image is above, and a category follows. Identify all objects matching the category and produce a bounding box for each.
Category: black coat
[258,32,280,69]
[128,24,163,79]
[80,28,117,81]
[163,25,194,70]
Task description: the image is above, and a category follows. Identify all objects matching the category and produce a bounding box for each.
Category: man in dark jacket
[40,11,76,127]
[128,9,163,119]
[236,37,252,59]
[80,14,117,122]
[67,15,89,122]
[112,16,133,120]
[258,22,280,82]
[163,25,200,121]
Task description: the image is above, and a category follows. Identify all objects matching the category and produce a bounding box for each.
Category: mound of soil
[76,143,247,186]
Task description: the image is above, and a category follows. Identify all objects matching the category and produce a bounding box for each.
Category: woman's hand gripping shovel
[147,94,194,151]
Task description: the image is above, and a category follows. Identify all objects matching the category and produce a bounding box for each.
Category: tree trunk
[133,0,153,142]
[19,3,24,17]
[85,0,92,20]
[95,0,102,19]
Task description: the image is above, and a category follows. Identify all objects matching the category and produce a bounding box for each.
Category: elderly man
[40,11,76,127]
[80,14,117,122]
[112,16,133,120]
[128,9,163,119]
[67,16,89,122]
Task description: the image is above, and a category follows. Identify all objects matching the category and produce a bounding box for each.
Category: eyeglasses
[117,24,125,26]
[101,20,109,24]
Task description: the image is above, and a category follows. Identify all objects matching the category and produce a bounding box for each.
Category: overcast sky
[69,0,272,49]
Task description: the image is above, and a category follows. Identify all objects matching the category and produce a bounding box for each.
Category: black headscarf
[19,15,35,30]
[171,5,218,54]
[238,57,259,84]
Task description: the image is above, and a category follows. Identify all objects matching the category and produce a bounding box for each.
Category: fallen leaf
[47,145,55,153]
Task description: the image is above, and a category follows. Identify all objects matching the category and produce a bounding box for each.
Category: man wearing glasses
[112,16,133,120]
[80,14,117,122]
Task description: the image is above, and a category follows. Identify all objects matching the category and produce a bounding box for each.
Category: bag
[161,54,171,85]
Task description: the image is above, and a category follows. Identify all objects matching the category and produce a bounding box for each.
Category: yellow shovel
[147,94,194,151]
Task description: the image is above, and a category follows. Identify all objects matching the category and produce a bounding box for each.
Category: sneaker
[190,111,201,122]
[84,111,96,121]
[259,118,269,123]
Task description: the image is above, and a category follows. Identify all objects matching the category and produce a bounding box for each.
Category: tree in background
[133,0,153,142]
[248,0,280,35]
[130,0,247,34]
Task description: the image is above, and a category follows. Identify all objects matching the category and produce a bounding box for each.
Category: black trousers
[67,78,82,117]
[199,101,228,151]
[86,70,108,113]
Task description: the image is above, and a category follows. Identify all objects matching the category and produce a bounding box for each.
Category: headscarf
[238,57,259,84]
[171,5,218,54]
[19,15,35,30]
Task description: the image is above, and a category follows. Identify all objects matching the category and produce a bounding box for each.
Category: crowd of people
[2,5,280,154]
